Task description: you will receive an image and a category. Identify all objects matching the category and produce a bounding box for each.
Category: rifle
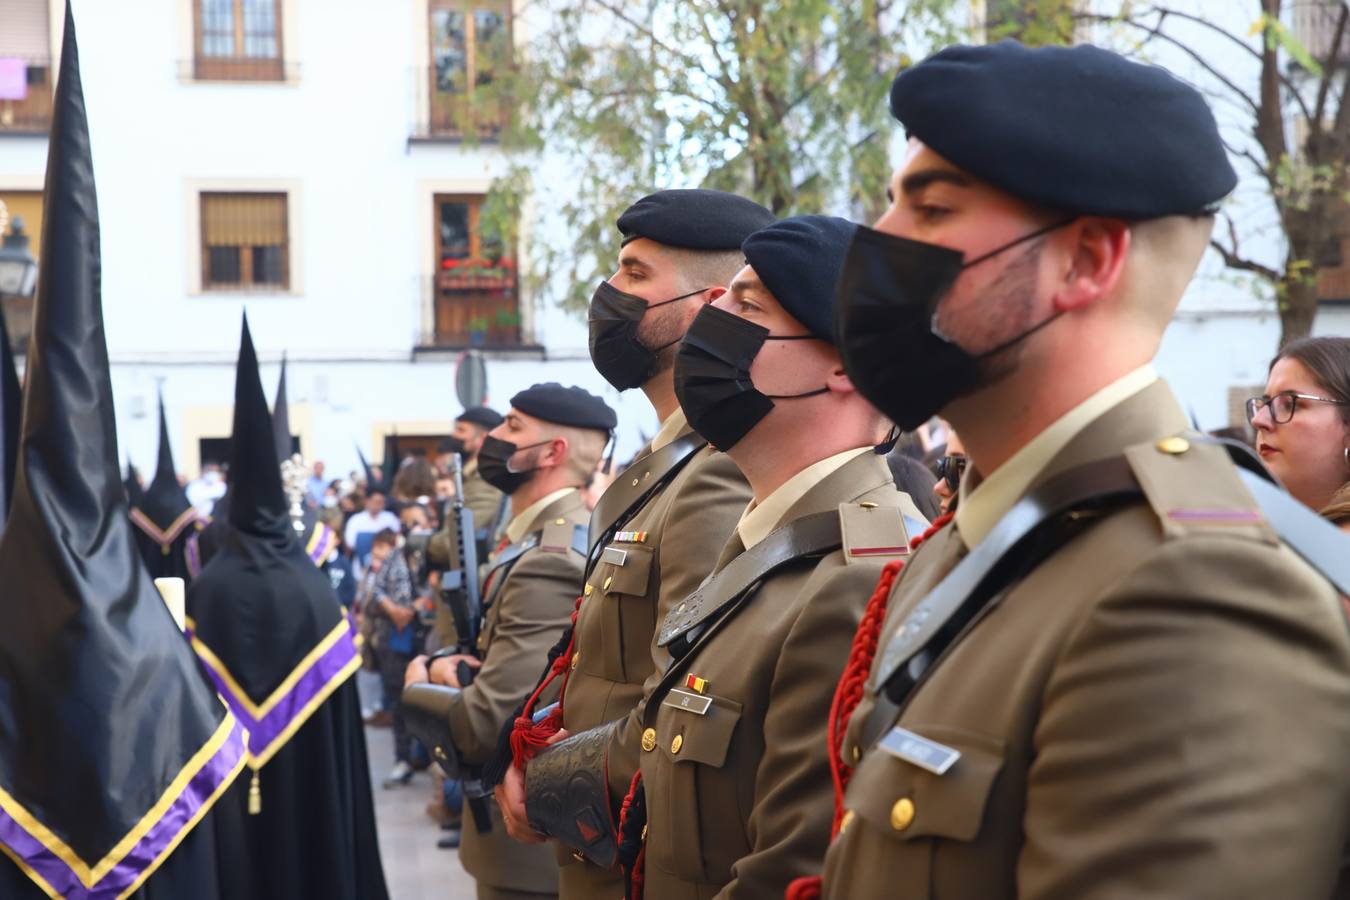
[438,452,482,687]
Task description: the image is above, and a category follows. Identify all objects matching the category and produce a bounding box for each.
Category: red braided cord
[825,511,953,835]
[510,593,584,769]
[784,876,822,900]
[618,770,646,899]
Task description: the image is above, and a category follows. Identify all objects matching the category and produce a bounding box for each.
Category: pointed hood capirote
[135,391,195,528]
[187,314,365,782]
[123,461,143,506]
[0,7,246,897]
[229,319,291,541]
[0,308,20,525]
[272,352,292,465]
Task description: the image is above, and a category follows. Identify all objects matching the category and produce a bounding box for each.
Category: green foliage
[984,0,1079,46]
[476,0,962,314]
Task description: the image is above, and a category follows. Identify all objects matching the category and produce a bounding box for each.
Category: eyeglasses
[1245,390,1348,425]
[936,454,968,491]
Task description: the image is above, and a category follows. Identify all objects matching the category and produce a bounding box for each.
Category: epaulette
[1123,432,1277,546]
[838,501,914,566]
[539,518,588,556]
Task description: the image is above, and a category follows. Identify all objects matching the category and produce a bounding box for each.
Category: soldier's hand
[404,655,429,688]
[429,654,481,688]
[495,765,546,844]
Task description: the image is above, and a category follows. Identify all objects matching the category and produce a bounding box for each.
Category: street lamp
[0,216,38,300]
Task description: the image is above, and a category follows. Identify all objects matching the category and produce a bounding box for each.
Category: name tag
[601,546,628,567]
[662,688,712,715]
[878,726,961,775]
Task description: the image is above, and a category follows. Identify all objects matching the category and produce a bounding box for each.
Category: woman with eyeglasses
[1248,336,1350,527]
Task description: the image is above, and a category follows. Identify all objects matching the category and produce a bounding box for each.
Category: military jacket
[455,489,588,896]
[556,433,750,897]
[820,380,1350,899]
[637,451,925,899]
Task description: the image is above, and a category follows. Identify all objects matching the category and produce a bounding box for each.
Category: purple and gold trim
[128,507,199,553]
[189,618,360,769]
[0,714,247,900]
[306,523,339,568]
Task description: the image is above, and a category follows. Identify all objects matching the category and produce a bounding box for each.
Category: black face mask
[476,436,551,495]
[834,220,1070,431]
[674,305,826,452]
[589,281,705,390]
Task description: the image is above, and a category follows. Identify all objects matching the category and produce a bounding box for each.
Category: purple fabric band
[307,524,338,566]
[203,628,359,759]
[0,716,246,899]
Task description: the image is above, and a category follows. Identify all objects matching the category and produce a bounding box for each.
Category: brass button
[670,734,684,755]
[641,728,657,752]
[573,851,586,862]
[641,824,648,841]
[603,576,613,590]
[851,744,861,764]
[571,652,580,670]
[1156,436,1190,455]
[643,471,651,480]
[555,518,566,525]
[631,477,640,487]
[890,797,915,831]
[677,602,686,613]
[839,809,856,834]
[584,583,593,596]
[860,501,878,509]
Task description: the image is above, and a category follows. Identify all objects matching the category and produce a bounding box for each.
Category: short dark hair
[372,528,398,548]
[366,487,385,499]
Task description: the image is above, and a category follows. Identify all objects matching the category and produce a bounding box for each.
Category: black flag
[0,6,246,897]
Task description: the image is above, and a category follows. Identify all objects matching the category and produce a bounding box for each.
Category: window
[200,193,289,291]
[426,1,511,136]
[430,194,519,346]
[0,0,53,132]
[193,0,284,81]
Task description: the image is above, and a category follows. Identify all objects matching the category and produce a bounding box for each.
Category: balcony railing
[420,271,523,348]
[410,65,510,140]
[0,58,53,134]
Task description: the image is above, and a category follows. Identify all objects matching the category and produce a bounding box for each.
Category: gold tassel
[248,770,261,815]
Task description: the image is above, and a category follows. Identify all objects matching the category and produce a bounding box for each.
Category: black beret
[741,215,857,344]
[617,189,776,250]
[510,383,617,432]
[456,405,503,429]
[889,40,1237,218]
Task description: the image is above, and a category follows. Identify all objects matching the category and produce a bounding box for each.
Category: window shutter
[201,193,287,246]
[0,0,52,60]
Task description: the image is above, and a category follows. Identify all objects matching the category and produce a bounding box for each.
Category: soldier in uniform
[524,215,929,899]
[405,382,614,900]
[429,404,506,648]
[814,41,1350,899]
[494,189,766,899]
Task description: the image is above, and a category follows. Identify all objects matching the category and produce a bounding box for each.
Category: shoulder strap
[862,456,1142,748]
[586,433,705,568]
[863,442,1350,750]
[657,510,842,649]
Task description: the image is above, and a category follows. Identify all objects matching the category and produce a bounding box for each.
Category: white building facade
[1,0,1348,479]
[0,0,656,480]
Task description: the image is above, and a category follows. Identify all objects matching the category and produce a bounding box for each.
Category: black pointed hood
[187,322,354,744]
[381,431,399,493]
[229,317,292,541]
[0,309,20,525]
[136,390,194,528]
[0,7,243,893]
[272,351,292,465]
[356,442,380,490]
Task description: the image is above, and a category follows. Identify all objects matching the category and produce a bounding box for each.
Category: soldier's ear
[1051,218,1130,314]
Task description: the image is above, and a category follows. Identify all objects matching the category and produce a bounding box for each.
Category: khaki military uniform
[430,459,505,648]
[821,377,1350,899]
[634,449,927,899]
[454,489,588,900]
[556,413,750,898]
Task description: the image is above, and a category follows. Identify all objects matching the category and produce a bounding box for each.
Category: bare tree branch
[1310,1,1349,142]
[1211,211,1281,283]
